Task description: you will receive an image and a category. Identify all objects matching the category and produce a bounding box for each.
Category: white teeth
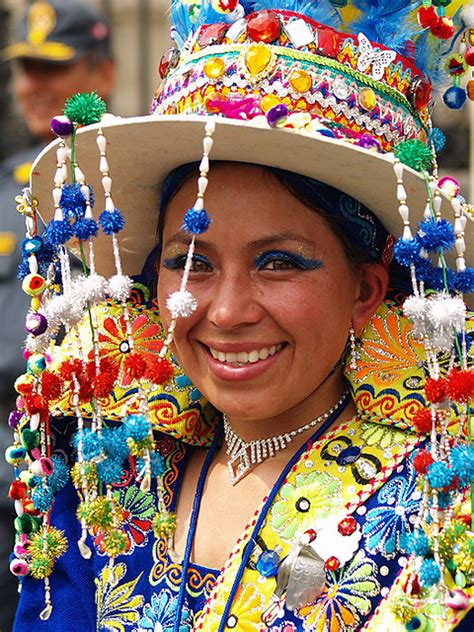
[209,343,284,364]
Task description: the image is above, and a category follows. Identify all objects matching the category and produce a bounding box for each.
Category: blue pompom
[394,237,420,266]
[428,128,446,152]
[73,218,99,240]
[73,428,102,460]
[450,444,474,487]
[418,558,441,587]
[125,414,150,442]
[182,207,211,234]
[96,459,124,484]
[60,184,93,219]
[31,485,54,512]
[101,426,130,462]
[406,530,430,556]
[426,461,453,489]
[436,491,452,509]
[453,268,474,294]
[425,266,454,292]
[412,255,433,282]
[45,219,73,246]
[99,209,125,235]
[443,86,467,110]
[136,450,166,478]
[49,455,70,493]
[17,260,30,281]
[418,219,455,253]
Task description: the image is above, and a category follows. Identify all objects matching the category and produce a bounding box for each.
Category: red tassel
[93,372,116,399]
[145,357,174,385]
[425,377,447,403]
[123,353,148,380]
[412,409,433,434]
[77,373,94,403]
[41,371,63,402]
[446,368,474,403]
[59,358,83,381]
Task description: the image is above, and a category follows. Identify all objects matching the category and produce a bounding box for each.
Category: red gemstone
[430,16,455,40]
[465,46,474,67]
[315,27,339,58]
[409,75,432,110]
[198,23,228,48]
[417,6,438,29]
[325,556,341,571]
[246,10,281,44]
[303,528,317,543]
[158,47,180,79]
[338,516,357,536]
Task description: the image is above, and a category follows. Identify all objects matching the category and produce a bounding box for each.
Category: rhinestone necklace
[223,389,350,485]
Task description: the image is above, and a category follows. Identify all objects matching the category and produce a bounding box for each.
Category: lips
[208,343,285,365]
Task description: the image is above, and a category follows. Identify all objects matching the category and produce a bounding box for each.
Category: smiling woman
[9,2,474,632]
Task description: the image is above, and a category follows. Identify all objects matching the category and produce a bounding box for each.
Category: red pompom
[145,357,174,385]
[25,393,47,415]
[9,480,27,500]
[59,358,83,381]
[123,353,148,380]
[86,357,119,381]
[412,409,433,434]
[425,377,447,403]
[430,16,455,40]
[77,373,93,403]
[41,371,63,402]
[413,449,434,474]
[446,368,474,403]
[92,372,116,399]
[417,5,438,29]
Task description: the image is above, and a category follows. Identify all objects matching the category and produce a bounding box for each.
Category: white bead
[193,197,204,211]
[433,195,442,214]
[454,218,464,234]
[205,119,216,134]
[456,258,466,272]
[54,207,64,221]
[451,197,461,214]
[62,164,68,180]
[96,133,107,152]
[393,160,404,179]
[52,187,62,205]
[54,169,64,186]
[398,204,409,221]
[199,155,209,173]
[203,136,213,154]
[30,413,40,430]
[423,203,431,220]
[403,226,413,240]
[198,177,208,195]
[74,166,85,183]
[85,204,93,219]
[396,184,406,201]
[460,215,467,230]
[81,184,90,201]
[428,180,438,193]
[105,197,115,211]
[14,500,24,517]
[455,238,465,256]
[102,175,112,193]
[99,156,109,174]
[459,41,467,55]
[25,217,35,235]
[56,147,67,163]
[28,255,38,274]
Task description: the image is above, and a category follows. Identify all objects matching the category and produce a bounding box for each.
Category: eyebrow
[162,231,317,250]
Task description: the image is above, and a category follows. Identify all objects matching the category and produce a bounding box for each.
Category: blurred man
[0,2,115,628]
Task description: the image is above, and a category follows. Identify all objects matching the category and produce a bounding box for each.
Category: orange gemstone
[468,79,474,101]
[247,10,281,44]
[204,57,226,79]
[360,87,376,110]
[289,69,312,93]
[260,94,280,112]
[244,43,272,77]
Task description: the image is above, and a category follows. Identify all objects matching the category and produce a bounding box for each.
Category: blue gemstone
[256,550,280,578]
[336,445,361,466]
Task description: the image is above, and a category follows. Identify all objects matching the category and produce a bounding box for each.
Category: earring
[349,325,357,371]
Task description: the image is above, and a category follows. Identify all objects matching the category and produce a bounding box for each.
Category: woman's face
[158,164,368,422]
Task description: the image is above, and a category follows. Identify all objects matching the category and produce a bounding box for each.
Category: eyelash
[162,253,213,272]
[254,250,322,271]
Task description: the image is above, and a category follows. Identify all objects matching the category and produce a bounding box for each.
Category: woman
[9,1,473,630]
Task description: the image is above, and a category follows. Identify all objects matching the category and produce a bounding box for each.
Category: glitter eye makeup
[254,250,323,271]
[162,253,213,272]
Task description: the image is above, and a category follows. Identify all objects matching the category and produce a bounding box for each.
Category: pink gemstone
[338,516,357,536]
[198,23,228,47]
[246,10,281,44]
[409,76,432,110]
[465,45,474,67]
[325,556,341,571]
[158,47,180,79]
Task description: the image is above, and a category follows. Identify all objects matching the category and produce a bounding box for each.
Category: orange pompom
[425,377,447,403]
[446,368,474,403]
[145,357,174,385]
[412,409,433,434]
[123,353,148,380]
[41,371,63,402]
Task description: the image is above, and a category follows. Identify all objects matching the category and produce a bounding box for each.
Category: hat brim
[31,114,474,283]
[3,41,76,62]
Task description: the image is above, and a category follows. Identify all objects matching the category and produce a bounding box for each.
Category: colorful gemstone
[205,92,226,112]
[465,46,474,67]
[204,57,226,79]
[336,445,361,466]
[360,87,376,110]
[246,10,281,44]
[244,43,273,77]
[260,94,281,112]
[408,76,432,110]
[333,77,349,100]
[467,79,474,101]
[315,26,339,58]
[302,528,317,543]
[338,516,358,536]
[284,18,314,48]
[158,47,180,79]
[266,103,288,127]
[256,549,280,577]
[198,22,228,47]
[212,0,238,14]
[325,556,341,571]
[289,69,312,93]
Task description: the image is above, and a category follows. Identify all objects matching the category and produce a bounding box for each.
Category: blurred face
[12,57,114,142]
[158,164,371,424]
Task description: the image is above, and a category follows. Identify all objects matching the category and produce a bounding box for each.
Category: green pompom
[63,91,107,126]
[14,513,37,534]
[394,140,433,172]
[20,428,40,450]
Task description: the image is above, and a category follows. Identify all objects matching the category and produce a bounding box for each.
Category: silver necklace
[223,389,350,485]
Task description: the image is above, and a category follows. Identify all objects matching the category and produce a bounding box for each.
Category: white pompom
[461,5,474,28]
[429,295,466,332]
[166,290,197,317]
[403,295,428,322]
[107,274,133,302]
[74,274,108,303]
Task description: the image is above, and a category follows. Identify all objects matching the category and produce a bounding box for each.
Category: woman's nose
[206,273,264,330]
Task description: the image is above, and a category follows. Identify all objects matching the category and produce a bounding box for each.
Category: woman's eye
[255,251,322,271]
[162,254,213,273]
[259,258,297,270]
[190,256,213,272]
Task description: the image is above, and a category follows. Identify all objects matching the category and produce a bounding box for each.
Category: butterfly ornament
[357,32,396,81]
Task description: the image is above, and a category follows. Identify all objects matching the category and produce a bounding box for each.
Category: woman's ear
[351,263,389,335]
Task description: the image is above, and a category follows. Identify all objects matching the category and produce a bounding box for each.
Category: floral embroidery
[298,550,380,632]
[134,589,193,632]
[271,471,342,541]
[360,422,409,449]
[204,583,265,632]
[362,460,419,558]
[96,563,144,632]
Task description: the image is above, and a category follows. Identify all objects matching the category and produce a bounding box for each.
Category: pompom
[446,368,474,402]
[101,426,130,462]
[183,208,211,234]
[426,461,453,489]
[63,91,107,125]
[29,526,67,561]
[25,393,47,416]
[107,274,133,302]
[29,556,53,579]
[136,451,166,478]
[436,490,452,509]
[73,428,101,460]
[96,459,123,485]
[123,353,147,380]
[73,218,98,240]
[412,409,433,434]
[417,219,455,253]
[59,358,83,380]
[419,558,441,587]
[60,184,89,219]
[413,449,434,474]
[453,267,474,294]
[41,371,63,402]
[50,115,74,137]
[77,373,94,402]
[101,529,128,557]
[428,127,446,152]
[425,377,447,403]
[166,289,197,317]
[425,266,454,292]
[394,140,433,172]
[99,209,125,235]
[125,414,150,442]
[407,530,430,556]
[145,357,174,385]
[427,295,466,332]
[31,485,54,512]
[48,456,69,493]
[44,219,73,246]
[74,274,107,304]
[450,444,474,487]
[92,371,117,399]
[394,238,421,266]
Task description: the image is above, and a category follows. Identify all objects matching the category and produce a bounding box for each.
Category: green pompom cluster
[394,140,433,172]
[64,91,107,126]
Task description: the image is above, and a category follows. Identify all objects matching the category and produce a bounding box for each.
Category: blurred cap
[3,0,111,63]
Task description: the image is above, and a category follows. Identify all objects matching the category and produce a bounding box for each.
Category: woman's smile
[200,340,287,379]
